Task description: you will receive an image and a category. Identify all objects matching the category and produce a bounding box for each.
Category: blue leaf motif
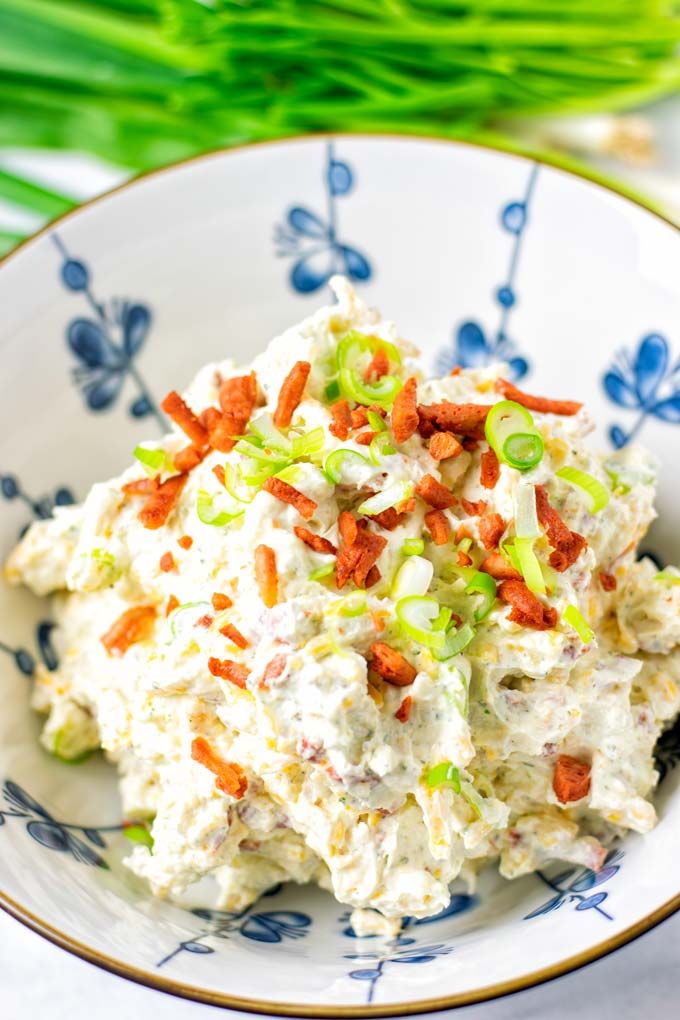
[122,304,151,358]
[524,894,564,919]
[183,941,214,954]
[634,334,668,403]
[26,820,69,852]
[603,370,639,409]
[66,833,108,868]
[84,372,125,412]
[61,259,89,291]
[328,159,353,196]
[652,394,680,423]
[291,250,335,294]
[192,908,237,924]
[68,319,119,369]
[508,356,529,380]
[412,893,477,926]
[340,245,371,283]
[4,781,49,817]
[130,395,153,418]
[242,910,311,943]
[609,425,628,449]
[37,621,58,671]
[456,321,490,368]
[501,201,527,234]
[350,969,381,980]
[287,207,329,240]
[82,827,106,848]
[570,865,619,892]
[575,892,608,911]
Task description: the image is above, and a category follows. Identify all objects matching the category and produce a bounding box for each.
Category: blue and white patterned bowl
[1,135,680,1016]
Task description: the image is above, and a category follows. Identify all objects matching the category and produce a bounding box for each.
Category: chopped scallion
[556,466,610,513]
[424,761,461,792]
[563,604,594,644]
[514,537,546,595]
[402,537,424,557]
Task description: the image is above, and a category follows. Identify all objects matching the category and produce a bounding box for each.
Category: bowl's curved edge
[2,887,680,1016]
[2,130,680,1014]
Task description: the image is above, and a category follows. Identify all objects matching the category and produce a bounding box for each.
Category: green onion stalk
[1,0,680,253]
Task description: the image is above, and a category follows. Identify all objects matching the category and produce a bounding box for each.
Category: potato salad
[8,278,680,927]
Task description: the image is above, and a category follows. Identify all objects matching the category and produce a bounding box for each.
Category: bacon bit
[480,447,500,489]
[338,510,362,546]
[495,378,582,417]
[174,445,205,472]
[161,391,208,447]
[273,360,311,428]
[219,372,258,418]
[191,736,248,799]
[101,606,156,656]
[372,506,409,531]
[392,376,419,444]
[599,571,617,592]
[263,476,317,520]
[425,509,451,546]
[535,485,587,572]
[178,535,193,550]
[480,552,522,581]
[255,544,278,607]
[415,474,456,510]
[208,657,249,688]
[553,755,591,804]
[417,402,492,440]
[364,348,390,381]
[455,524,471,544]
[336,544,366,589]
[336,512,386,589]
[350,406,369,429]
[395,696,413,723]
[462,437,479,452]
[293,526,337,555]
[429,431,463,461]
[329,399,352,440]
[139,473,187,530]
[451,613,463,628]
[122,477,159,496]
[196,614,213,628]
[212,464,226,487]
[498,579,558,631]
[457,550,473,567]
[212,592,233,611]
[461,498,487,517]
[220,623,249,649]
[364,564,382,589]
[450,366,462,377]
[354,430,376,446]
[370,642,417,687]
[159,552,176,573]
[354,532,387,588]
[262,653,287,688]
[479,512,506,550]
[370,609,386,632]
[199,406,238,454]
[165,594,180,616]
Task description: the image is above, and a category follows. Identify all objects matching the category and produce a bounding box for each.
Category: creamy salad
[8,278,680,929]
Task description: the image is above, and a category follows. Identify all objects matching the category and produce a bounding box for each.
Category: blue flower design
[1,471,75,536]
[0,780,120,868]
[603,333,680,447]
[0,619,59,678]
[437,165,538,380]
[52,234,163,428]
[157,886,312,968]
[340,892,476,1003]
[525,849,623,922]
[274,142,371,294]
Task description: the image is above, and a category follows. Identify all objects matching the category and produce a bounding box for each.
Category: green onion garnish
[249,412,292,453]
[337,593,367,617]
[291,427,325,460]
[465,571,497,622]
[369,431,396,465]
[133,445,174,476]
[336,331,402,407]
[563,604,594,644]
[309,563,335,582]
[169,601,211,640]
[392,556,434,601]
[396,595,447,651]
[358,480,413,516]
[324,379,341,403]
[432,622,476,660]
[424,761,461,792]
[514,537,546,595]
[234,438,290,466]
[51,729,95,765]
[485,400,544,472]
[223,463,256,504]
[514,483,540,539]
[274,464,305,485]
[324,448,370,484]
[556,466,610,513]
[366,410,387,433]
[655,571,680,587]
[123,824,154,850]
[238,459,279,486]
[402,537,424,557]
[196,490,243,527]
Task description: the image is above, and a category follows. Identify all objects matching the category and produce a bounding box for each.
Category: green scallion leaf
[424,761,461,793]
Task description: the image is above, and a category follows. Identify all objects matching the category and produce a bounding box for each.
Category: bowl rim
[1,130,679,1016]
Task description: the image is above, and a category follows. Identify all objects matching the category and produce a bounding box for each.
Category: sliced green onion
[123,824,154,850]
[51,730,95,765]
[465,571,497,622]
[133,445,174,476]
[432,622,476,660]
[514,484,540,539]
[392,556,434,601]
[556,466,610,513]
[402,537,425,557]
[655,570,680,587]
[196,490,243,527]
[396,595,447,651]
[309,563,335,582]
[358,480,413,516]
[563,604,594,644]
[460,781,483,818]
[337,593,367,617]
[514,537,546,595]
[324,379,341,403]
[501,540,523,576]
[485,400,543,471]
[223,463,256,503]
[169,601,211,640]
[234,438,290,466]
[250,412,292,453]
[458,537,473,553]
[367,410,387,432]
[238,459,279,486]
[424,761,461,793]
[336,331,402,407]
[274,464,305,485]
[291,427,325,460]
[432,606,453,631]
[324,448,370,484]
[369,431,397,465]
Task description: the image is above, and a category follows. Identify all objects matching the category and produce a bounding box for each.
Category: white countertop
[2,906,679,1019]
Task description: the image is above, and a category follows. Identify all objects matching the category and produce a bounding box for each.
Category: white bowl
[1,135,680,1016]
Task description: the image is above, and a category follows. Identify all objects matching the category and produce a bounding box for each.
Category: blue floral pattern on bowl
[603,333,680,447]
[525,850,624,922]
